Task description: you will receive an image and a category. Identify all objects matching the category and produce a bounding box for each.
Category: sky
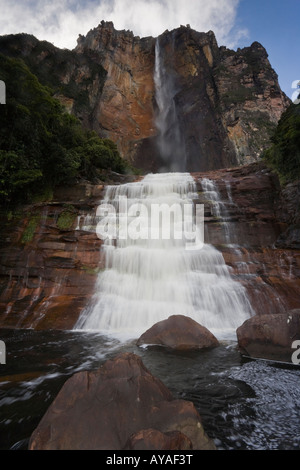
[0,0,299,99]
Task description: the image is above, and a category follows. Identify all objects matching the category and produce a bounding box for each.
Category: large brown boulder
[136,315,219,350]
[237,310,300,362]
[29,352,215,450]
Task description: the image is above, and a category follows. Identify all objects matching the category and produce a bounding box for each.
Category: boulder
[136,315,219,350]
[237,310,300,362]
[29,352,215,450]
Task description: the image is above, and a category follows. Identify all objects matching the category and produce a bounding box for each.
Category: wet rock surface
[0,174,136,330]
[237,310,300,362]
[137,315,219,350]
[124,428,193,450]
[28,352,215,450]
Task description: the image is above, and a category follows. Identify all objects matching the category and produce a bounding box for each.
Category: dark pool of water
[0,328,300,450]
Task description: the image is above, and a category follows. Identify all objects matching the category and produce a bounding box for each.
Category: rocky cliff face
[0,22,290,172]
[75,22,290,172]
[0,173,136,330]
[76,22,156,161]
[0,32,107,130]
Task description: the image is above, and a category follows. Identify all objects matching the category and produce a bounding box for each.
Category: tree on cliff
[0,54,126,207]
[263,103,300,182]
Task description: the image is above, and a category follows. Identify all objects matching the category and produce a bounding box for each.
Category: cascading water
[201,177,232,244]
[74,37,254,342]
[154,37,186,172]
[75,173,253,341]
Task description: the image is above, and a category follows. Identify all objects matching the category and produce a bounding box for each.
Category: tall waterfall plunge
[154,37,187,172]
[75,173,253,341]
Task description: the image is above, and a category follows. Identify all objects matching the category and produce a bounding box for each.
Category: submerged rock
[237,310,300,362]
[136,315,219,350]
[29,352,215,450]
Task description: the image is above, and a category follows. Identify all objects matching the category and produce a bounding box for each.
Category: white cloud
[0,0,247,50]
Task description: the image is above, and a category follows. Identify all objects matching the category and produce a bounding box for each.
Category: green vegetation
[243,47,269,75]
[56,205,77,231]
[81,265,104,275]
[0,34,107,113]
[21,215,40,243]
[263,103,300,183]
[0,54,127,208]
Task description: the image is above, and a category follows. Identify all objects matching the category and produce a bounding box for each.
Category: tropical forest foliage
[263,103,300,183]
[0,54,127,207]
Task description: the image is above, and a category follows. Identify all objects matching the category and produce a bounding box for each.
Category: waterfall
[74,40,254,342]
[154,38,186,172]
[75,173,253,341]
[200,177,232,245]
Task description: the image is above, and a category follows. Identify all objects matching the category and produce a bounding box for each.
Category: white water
[200,177,237,246]
[75,173,253,341]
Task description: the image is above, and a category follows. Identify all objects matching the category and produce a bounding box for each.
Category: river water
[1,327,300,450]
